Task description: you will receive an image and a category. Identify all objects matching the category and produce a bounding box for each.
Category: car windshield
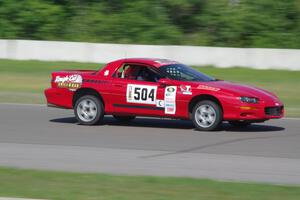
[159,64,216,82]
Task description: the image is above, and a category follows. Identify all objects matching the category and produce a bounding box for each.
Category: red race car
[45,58,284,131]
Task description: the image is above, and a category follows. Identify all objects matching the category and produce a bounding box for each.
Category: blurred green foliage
[0,0,300,48]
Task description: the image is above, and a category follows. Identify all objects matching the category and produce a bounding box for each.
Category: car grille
[265,106,283,116]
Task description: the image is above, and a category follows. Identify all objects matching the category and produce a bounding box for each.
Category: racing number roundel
[127,84,157,105]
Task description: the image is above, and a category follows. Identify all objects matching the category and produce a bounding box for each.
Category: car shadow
[50,117,78,124]
[50,116,285,132]
[221,122,285,132]
[50,116,194,129]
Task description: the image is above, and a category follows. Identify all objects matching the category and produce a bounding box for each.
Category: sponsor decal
[197,85,220,92]
[156,100,165,108]
[128,85,133,101]
[104,70,109,76]
[165,87,175,97]
[54,74,82,91]
[126,84,157,105]
[167,87,175,92]
[164,86,177,114]
[180,85,192,95]
[165,103,175,113]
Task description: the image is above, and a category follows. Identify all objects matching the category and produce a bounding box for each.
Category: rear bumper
[44,88,73,109]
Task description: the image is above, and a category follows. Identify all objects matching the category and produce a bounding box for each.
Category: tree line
[0,0,299,48]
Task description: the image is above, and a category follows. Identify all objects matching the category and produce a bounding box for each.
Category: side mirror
[158,78,169,88]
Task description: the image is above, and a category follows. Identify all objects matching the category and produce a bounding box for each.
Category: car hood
[192,81,281,104]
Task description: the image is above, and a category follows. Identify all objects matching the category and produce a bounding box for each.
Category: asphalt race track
[1,103,300,185]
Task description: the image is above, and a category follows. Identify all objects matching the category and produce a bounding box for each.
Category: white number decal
[127,84,157,104]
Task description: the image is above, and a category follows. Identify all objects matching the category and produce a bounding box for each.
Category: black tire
[191,100,223,131]
[74,95,104,125]
[113,115,136,122]
[229,121,251,128]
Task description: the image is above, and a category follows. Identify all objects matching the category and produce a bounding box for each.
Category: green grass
[0,59,299,117]
[0,167,299,200]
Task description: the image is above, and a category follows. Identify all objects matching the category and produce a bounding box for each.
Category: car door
[111,63,166,117]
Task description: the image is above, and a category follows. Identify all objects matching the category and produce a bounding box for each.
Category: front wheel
[74,95,104,125]
[192,100,223,131]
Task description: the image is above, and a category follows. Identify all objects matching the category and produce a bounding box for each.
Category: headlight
[240,96,259,104]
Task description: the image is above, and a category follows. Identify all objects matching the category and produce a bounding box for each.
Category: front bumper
[223,99,284,121]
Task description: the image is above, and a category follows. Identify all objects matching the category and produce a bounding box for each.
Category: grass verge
[0,59,299,117]
[0,167,300,200]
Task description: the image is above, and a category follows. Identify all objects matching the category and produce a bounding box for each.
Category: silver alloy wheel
[195,104,217,128]
[76,99,98,122]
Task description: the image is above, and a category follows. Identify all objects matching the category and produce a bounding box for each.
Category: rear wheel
[113,115,136,122]
[229,121,251,128]
[192,100,222,131]
[74,95,104,125]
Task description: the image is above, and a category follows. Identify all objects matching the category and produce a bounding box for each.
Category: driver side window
[115,64,161,82]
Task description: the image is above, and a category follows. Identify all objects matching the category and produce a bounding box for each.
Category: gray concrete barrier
[0,39,299,70]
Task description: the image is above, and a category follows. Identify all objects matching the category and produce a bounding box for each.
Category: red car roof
[111,58,180,68]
